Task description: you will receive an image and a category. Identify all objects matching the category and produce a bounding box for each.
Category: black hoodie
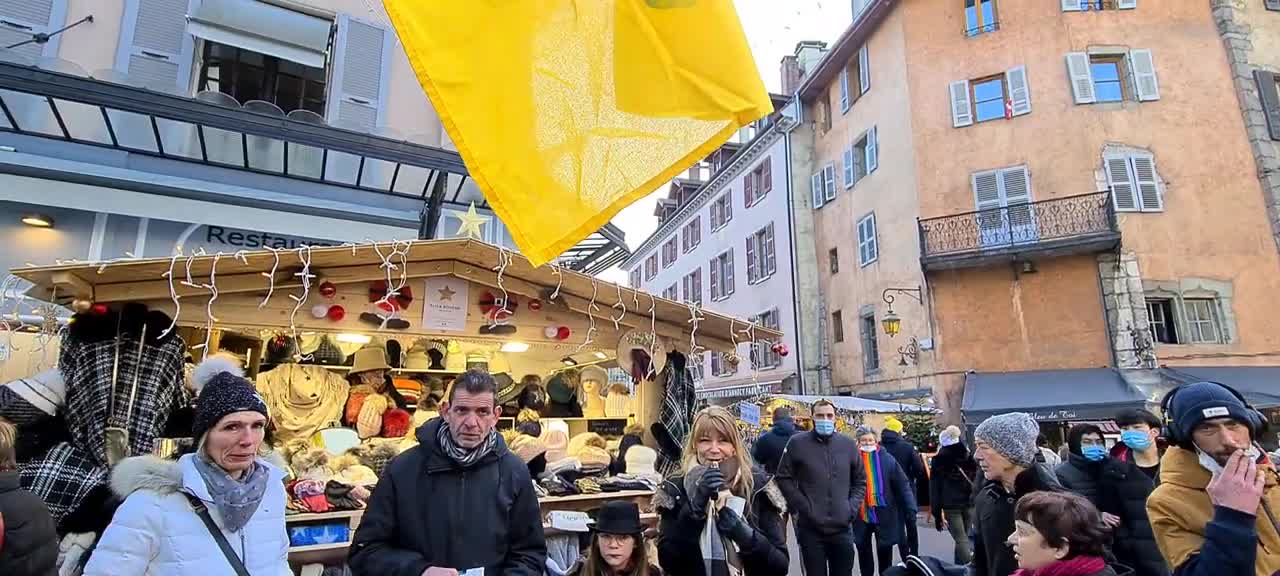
[348,418,546,575]
[929,443,978,517]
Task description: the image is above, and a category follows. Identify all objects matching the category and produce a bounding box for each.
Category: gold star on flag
[438,285,456,301]
[448,202,491,241]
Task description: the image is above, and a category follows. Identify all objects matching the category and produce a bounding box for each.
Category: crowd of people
[0,371,1277,576]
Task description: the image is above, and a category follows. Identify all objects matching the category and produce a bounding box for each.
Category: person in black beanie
[84,356,290,575]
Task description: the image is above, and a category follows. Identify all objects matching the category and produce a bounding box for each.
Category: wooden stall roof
[11,239,782,347]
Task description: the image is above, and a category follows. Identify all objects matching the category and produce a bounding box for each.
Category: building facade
[0,0,626,301]
[622,98,820,400]
[790,0,1280,423]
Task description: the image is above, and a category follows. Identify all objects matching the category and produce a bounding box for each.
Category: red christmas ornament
[327,305,346,321]
[91,304,109,315]
[527,299,543,312]
[771,343,790,357]
[318,281,337,299]
[556,326,571,341]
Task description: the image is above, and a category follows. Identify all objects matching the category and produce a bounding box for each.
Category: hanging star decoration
[448,202,491,241]
[438,285,456,302]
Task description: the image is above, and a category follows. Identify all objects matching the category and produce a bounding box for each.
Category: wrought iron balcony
[918,191,1120,271]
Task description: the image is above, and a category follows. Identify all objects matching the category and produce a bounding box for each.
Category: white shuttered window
[117,0,195,93]
[329,14,393,131]
[857,213,878,266]
[1105,153,1162,212]
[0,0,67,59]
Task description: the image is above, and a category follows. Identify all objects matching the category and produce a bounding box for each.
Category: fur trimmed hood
[110,454,287,500]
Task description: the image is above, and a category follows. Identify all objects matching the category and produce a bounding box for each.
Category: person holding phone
[653,406,789,576]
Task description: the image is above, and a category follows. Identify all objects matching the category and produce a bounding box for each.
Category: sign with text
[738,402,760,426]
[422,277,469,331]
[586,418,627,437]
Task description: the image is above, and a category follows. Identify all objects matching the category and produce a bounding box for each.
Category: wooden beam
[50,272,93,301]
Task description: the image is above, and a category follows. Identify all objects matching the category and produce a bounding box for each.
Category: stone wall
[1098,252,1157,369]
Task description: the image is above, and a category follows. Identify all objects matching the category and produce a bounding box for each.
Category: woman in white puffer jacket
[84,357,291,576]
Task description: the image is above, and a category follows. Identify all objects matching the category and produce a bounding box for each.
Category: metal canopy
[0,56,628,273]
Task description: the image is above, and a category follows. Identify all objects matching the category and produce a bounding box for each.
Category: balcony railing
[918,192,1120,270]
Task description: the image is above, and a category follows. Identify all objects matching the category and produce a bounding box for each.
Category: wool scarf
[1011,555,1107,576]
[436,421,498,468]
[192,451,270,533]
[684,466,742,576]
[859,449,886,524]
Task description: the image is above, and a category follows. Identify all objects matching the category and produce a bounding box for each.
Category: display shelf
[289,542,350,554]
[319,366,460,375]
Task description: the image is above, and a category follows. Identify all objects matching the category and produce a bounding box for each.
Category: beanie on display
[973,412,1039,468]
[1167,381,1260,444]
[191,355,270,440]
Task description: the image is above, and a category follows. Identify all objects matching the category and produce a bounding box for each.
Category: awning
[772,394,938,414]
[188,0,332,69]
[1161,366,1280,409]
[963,368,1149,423]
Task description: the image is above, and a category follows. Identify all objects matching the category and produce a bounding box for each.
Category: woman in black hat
[578,501,661,576]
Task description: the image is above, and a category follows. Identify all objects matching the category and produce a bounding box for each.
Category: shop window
[198,41,327,116]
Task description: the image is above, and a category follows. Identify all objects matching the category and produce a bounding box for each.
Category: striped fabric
[859,450,886,524]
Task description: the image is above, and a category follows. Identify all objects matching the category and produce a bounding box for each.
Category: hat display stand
[8,239,783,563]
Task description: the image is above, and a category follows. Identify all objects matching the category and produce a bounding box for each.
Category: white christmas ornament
[311,304,329,319]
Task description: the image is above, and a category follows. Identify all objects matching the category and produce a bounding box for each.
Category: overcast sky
[600,0,851,281]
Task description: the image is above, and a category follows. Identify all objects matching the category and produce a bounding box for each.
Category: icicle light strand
[158,252,183,337]
[259,247,280,309]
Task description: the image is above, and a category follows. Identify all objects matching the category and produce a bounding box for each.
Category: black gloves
[715,507,754,544]
[690,468,725,517]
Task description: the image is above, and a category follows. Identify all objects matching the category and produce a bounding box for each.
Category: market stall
[3,238,781,570]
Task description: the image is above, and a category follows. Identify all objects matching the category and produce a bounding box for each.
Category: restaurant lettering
[205,226,335,250]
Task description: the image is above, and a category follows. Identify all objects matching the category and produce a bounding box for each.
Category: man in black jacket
[753,407,799,475]
[776,400,866,576]
[880,416,925,557]
[969,412,1060,576]
[349,370,546,576]
[0,419,57,576]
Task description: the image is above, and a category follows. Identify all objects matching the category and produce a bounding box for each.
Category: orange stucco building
[788,0,1280,425]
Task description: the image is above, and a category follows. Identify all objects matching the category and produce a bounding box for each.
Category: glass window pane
[1091,61,1120,81]
[1095,81,1123,103]
[975,99,1004,122]
[982,0,995,25]
[973,78,1004,101]
[965,1,978,32]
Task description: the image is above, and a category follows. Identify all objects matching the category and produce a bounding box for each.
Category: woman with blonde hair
[653,406,789,576]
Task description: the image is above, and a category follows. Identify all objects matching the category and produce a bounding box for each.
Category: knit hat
[624,445,658,476]
[508,434,548,464]
[973,412,1039,467]
[192,356,269,440]
[883,416,904,434]
[1166,381,1261,444]
[357,393,390,439]
[938,425,962,446]
[310,335,346,366]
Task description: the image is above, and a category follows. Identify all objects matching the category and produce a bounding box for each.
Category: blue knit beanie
[1166,381,1259,444]
[191,355,269,440]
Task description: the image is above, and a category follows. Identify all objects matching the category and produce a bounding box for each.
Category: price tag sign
[738,403,760,426]
[586,419,626,437]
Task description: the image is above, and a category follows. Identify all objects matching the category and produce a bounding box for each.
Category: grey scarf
[436,422,498,468]
[192,452,270,533]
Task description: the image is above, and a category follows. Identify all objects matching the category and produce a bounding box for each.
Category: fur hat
[380,408,412,438]
[191,355,268,440]
[974,412,1040,468]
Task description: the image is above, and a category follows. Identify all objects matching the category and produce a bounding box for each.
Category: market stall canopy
[1161,365,1280,409]
[10,238,780,354]
[772,394,938,415]
[963,368,1149,423]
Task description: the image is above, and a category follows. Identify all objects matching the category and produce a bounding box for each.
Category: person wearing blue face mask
[775,399,865,576]
[1056,424,1170,576]
[1113,408,1164,482]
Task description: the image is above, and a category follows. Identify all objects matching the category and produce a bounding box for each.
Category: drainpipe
[782,123,807,395]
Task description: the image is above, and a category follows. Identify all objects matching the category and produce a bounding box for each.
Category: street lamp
[880,286,922,337]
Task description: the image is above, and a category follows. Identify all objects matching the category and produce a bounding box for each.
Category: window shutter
[858,44,871,94]
[1131,155,1162,211]
[745,235,758,284]
[1254,70,1280,141]
[0,0,67,59]
[839,68,851,112]
[843,147,855,187]
[329,14,393,131]
[710,200,720,229]
[710,257,720,299]
[1061,0,1083,11]
[865,126,879,174]
[868,216,878,262]
[824,164,837,201]
[725,250,735,294]
[1128,49,1160,102]
[1000,166,1031,204]
[743,174,754,206]
[1066,52,1096,104]
[724,195,733,222]
[765,223,776,275]
[1116,0,1137,8]
[116,0,194,94]
[811,173,825,208]
[972,169,1003,241]
[851,142,864,182]
[950,80,974,127]
[1105,156,1138,211]
[1006,66,1031,116]
[762,157,772,193]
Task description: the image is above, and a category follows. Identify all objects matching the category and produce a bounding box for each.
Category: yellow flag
[385,0,773,266]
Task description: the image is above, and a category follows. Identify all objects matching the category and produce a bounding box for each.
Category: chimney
[780,55,802,96]
[794,41,828,81]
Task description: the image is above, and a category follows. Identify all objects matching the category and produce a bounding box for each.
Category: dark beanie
[1166,381,1259,444]
[191,355,270,440]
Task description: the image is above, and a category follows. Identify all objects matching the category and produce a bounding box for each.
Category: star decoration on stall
[438,285,456,301]
[448,202,491,241]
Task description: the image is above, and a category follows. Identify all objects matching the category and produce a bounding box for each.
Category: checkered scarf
[654,352,694,476]
[19,323,186,525]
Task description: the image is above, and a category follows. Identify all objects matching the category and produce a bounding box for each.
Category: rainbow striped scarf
[859,449,886,524]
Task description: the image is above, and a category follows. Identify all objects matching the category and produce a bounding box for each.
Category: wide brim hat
[495,373,522,405]
[591,501,644,535]
[403,339,432,370]
[350,345,392,375]
[616,329,668,381]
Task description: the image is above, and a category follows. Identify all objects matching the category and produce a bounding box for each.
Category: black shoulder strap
[184,493,252,576]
